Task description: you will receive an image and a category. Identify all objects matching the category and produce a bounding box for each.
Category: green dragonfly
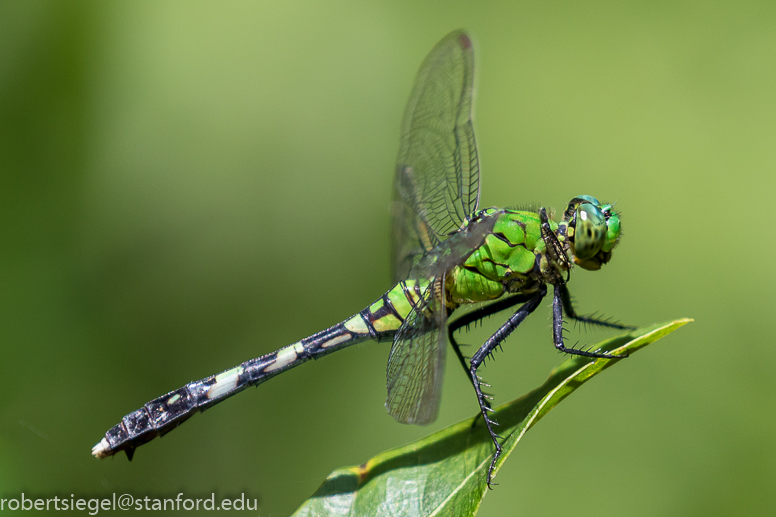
[92,30,631,487]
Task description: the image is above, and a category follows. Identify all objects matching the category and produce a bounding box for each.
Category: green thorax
[447,208,568,305]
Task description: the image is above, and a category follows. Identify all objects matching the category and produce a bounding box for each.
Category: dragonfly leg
[469,289,545,489]
[448,294,534,390]
[558,283,635,330]
[553,285,628,359]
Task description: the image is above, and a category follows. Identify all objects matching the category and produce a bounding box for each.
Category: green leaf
[292,318,692,517]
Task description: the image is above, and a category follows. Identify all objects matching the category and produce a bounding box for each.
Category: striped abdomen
[92,278,430,459]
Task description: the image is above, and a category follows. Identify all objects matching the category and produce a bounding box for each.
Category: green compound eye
[574,203,607,260]
[601,204,621,253]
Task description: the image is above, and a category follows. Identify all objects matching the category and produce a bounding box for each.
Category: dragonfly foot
[556,343,627,359]
[486,443,503,489]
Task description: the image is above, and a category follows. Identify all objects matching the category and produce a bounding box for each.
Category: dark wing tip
[457,32,472,49]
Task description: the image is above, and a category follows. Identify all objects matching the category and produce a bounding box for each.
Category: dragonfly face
[563,195,622,271]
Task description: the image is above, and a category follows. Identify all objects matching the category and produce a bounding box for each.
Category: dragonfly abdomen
[92,280,428,460]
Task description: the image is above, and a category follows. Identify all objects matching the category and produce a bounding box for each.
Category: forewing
[391,30,480,282]
[408,210,500,281]
[385,278,447,425]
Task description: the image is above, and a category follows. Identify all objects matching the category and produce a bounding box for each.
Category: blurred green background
[2,0,775,515]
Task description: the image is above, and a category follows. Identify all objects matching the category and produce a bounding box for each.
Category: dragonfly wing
[385,278,448,425]
[391,30,480,283]
[385,212,501,424]
[408,211,500,281]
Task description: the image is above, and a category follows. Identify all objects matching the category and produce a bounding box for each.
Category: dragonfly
[92,30,632,487]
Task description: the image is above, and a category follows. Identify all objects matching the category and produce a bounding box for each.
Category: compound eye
[574,203,607,260]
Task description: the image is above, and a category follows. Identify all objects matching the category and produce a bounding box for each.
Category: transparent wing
[407,211,499,281]
[385,277,447,425]
[385,211,500,425]
[391,30,480,283]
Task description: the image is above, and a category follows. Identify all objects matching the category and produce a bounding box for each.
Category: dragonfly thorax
[446,209,563,305]
[446,198,621,307]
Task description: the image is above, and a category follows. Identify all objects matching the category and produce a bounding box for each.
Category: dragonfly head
[563,196,621,271]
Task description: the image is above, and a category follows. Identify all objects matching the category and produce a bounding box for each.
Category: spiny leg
[558,282,635,331]
[469,289,545,489]
[553,284,628,359]
[448,293,534,391]
[539,207,632,331]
